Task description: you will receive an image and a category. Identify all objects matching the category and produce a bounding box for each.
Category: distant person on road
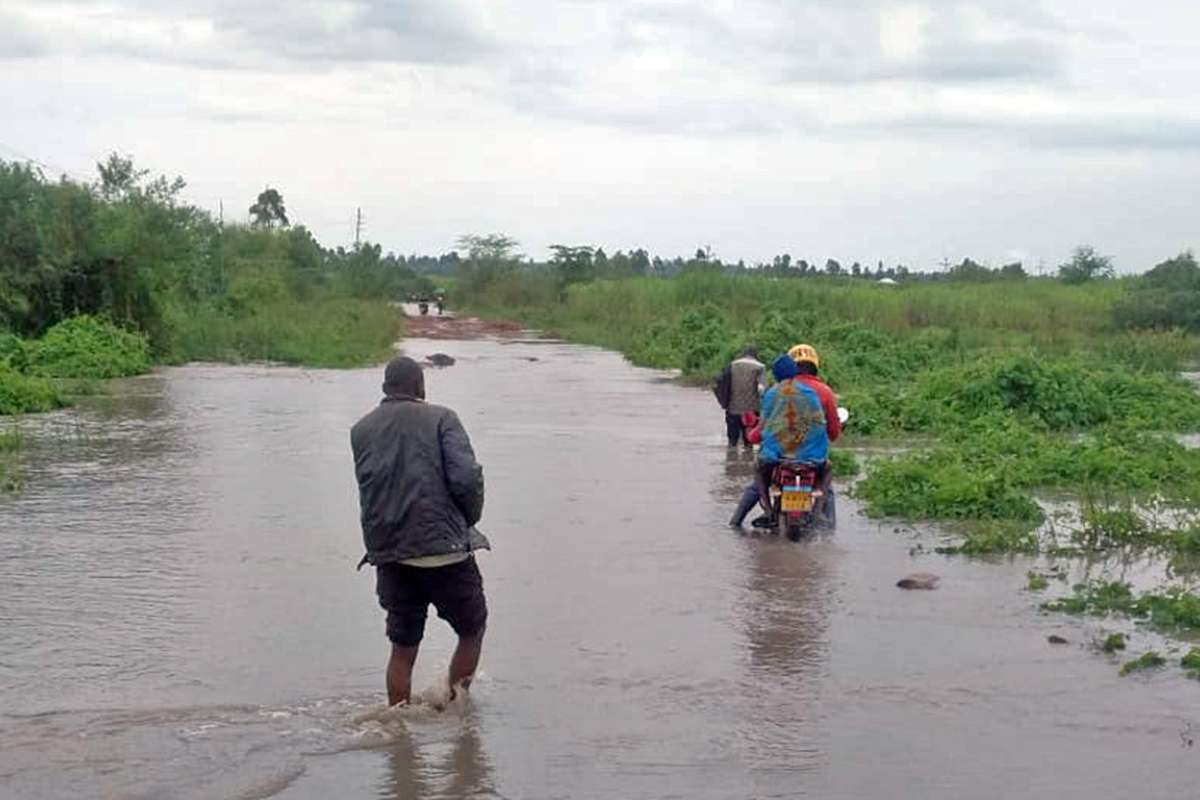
[714,347,764,447]
[351,356,489,707]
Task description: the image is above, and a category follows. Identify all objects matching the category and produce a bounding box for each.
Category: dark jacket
[351,396,488,565]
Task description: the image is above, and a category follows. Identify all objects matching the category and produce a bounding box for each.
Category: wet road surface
[2,334,1200,798]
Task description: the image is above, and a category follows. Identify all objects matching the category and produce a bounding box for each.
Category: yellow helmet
[788,343,820,369]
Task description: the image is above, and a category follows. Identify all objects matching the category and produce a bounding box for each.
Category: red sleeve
[815,381,841,441]
[746,423,763,445]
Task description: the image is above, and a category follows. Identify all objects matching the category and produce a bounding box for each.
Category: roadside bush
[854,445,1043,523]
[0,365,63,414]
[164,298,401,368]
[0,333,27,370]
[25,316,150,379]
[863,355,1200,434]
[855,412,1200,526]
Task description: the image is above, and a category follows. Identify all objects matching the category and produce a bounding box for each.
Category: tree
[999,262,1027,280]
[630,248,650,276]
[1113,252,1200,332]
[1058,245,1114,284]
[456,233,518,262]
[550,244,595,288]
[825,258,842,275]
[851,261,862,277]
[96,152,147,200]
[249,188,289,229]
[948,258,993,282]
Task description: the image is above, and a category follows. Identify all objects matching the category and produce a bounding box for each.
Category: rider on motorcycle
[787,344,841,445]
[756,353,830,495]
[729,345,840,527]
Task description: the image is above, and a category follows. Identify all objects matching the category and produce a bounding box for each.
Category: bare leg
[448,629,485,695]
[387,643,419,706]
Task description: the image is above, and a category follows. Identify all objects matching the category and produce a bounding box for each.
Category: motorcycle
[765,461,832,541]
[759,407,848,541]
[418,301,430,316]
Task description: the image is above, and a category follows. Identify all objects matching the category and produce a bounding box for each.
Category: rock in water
[896,572,941,590]
[426,353,456,367]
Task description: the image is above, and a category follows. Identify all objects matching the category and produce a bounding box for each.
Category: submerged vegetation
[1120,651,1166,677]
[0,425,21,492]
[1043,582,1200,633]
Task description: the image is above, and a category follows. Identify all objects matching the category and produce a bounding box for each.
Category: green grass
[464,273,1197,377]
[1043,581,1200,633]
[0,427,21,452]
[1102,633,1127,652]
[1027,571,1050,591]
[1120,651,1166,676]
[463,272,1200,548]
[0,365,65,415]
[0,461,20,493]
[163,298,402,368]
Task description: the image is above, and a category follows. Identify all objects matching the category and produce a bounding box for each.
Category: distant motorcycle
[418,301,430,316]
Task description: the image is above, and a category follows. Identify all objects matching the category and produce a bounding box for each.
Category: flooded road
[3,333,1200,799]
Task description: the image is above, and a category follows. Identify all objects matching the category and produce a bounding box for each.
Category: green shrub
[0,365,64,415]
[26,316,150,379]
[1027,571,1050,591]
[1044,582,1200,632]
[1102,633,1127,652]
[936,521,1040,555]
[854,446,1043,523]
[164,298,401,368]
[829,448,860,477]
[1120,651,1166,676]
[0,333,27,370]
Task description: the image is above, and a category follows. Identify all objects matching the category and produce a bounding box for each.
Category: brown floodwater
[3,334,1200,799]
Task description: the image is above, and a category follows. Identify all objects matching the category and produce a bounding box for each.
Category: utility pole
[355,207,362,249]
[218,199,224,227]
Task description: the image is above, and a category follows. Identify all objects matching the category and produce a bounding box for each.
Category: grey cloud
[866,112,1200,152]
[897,36,1060,83]
[0,11,49,58]
[0,0,496,68]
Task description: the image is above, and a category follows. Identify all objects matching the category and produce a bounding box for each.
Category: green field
[460,268,1200,538]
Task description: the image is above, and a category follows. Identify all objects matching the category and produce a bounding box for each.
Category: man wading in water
[351,356,489,706]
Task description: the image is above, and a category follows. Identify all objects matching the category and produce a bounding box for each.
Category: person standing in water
[716,347,764,447]
[351,356,489,706]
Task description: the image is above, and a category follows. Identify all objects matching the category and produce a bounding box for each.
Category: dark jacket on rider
[351,358,488,566]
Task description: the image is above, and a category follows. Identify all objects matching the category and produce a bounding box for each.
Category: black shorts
[375,556,488,646]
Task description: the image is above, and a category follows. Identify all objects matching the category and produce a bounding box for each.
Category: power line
[0,140,90,183]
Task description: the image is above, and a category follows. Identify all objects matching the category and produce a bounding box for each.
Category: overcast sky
[1,0,1197,271]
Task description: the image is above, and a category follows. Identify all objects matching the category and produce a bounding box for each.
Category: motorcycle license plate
[781,488,813,512]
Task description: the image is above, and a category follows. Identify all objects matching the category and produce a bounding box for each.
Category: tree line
[442,234,1133,287]
[0,154,435,352]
